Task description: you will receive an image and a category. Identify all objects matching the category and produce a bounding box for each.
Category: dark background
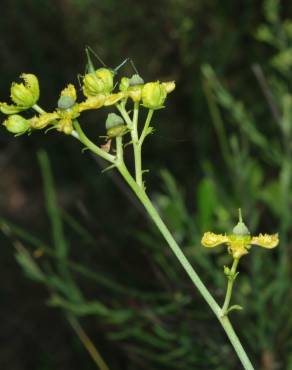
[0,1,292,369]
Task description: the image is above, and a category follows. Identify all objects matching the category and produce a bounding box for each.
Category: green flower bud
[3,114,30,134]
[83,68,113,97]
[105,113,127,138]
[10,74,39,108]
[142,82,167,109]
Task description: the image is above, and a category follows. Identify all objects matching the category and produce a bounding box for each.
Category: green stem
[32,103,46,114]
[115,136,124,164]
[222,258,240,315]
[116,162,254,370]
[132,102,143,187]
[139,109,154,146]
[73,125,254,370]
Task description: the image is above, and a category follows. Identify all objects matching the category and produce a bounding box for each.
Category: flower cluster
[0,66,175,137]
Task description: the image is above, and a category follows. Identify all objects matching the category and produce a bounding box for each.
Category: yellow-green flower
[82,68,114,97]
[141,82,168,109]
[3,114,30,134]
[201,213,279,259]
[0,73,40,114]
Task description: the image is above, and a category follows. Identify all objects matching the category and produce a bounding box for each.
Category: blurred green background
[0,0,292,369]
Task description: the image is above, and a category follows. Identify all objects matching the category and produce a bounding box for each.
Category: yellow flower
[82,68,114,97]
[0,73,40,114]
[141,82,167,109]
[201,211,279,259]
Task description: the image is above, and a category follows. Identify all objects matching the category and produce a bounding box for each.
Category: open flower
[201,212,279,259]
[0,74,40,114]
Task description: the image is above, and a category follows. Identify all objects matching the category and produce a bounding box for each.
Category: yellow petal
[0,102,26,114]
[78,95,106,111]
[104,92,125,106]
[201,232,228,248]
[29,112,59,129]
[60,84,77,100]
[57,117,73,135]
[251,233,279,249]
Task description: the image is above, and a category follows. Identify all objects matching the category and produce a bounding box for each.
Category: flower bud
[142,82,167,109]
[105,113,127,138]
[10,74,39,108]
[3,114,30,134]
[83,68,113,97]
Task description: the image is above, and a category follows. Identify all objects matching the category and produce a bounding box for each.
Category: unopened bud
[3,114,30,134]
[83,68,113,97]
[142,82,167,109]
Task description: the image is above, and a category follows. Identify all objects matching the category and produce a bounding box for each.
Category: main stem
[74,124,254,370]
[117,162,254,370]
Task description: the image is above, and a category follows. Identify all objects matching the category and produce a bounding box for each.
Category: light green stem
[32,103,46,114]
[139,109,154,146]
[222,258,240,315]
[132,102,143,187]
[74,126,255,370]
[117,162,254,370]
